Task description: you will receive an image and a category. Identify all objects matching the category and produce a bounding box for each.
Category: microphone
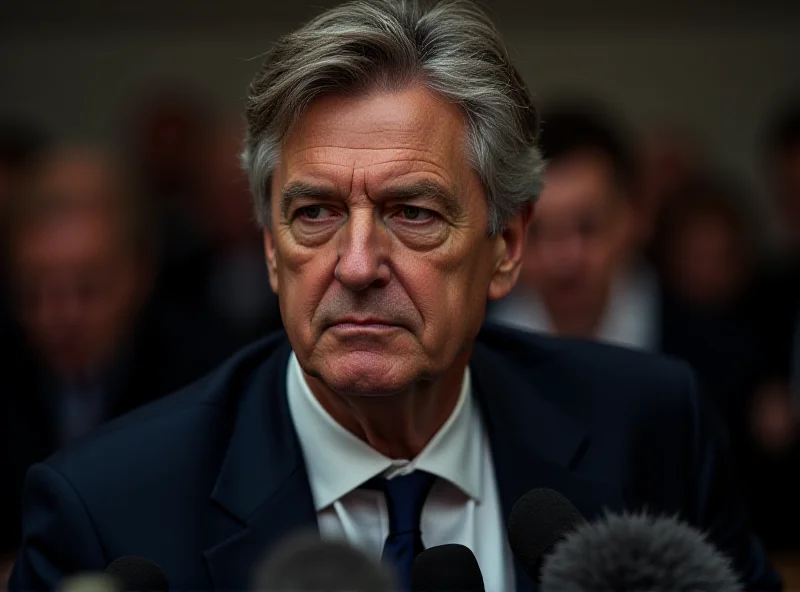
[104,556,169,592]
[540,511,741,592]
[411,544,485,592]
[507,488,586,582]
[58,573,122,592]
[251,530,398,591]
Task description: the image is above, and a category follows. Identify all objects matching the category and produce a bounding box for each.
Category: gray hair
[243,0,543,235]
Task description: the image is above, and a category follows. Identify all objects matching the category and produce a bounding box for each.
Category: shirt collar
[286,352,483,511]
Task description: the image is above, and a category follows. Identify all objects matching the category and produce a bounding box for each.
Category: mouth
[328,317,401,331]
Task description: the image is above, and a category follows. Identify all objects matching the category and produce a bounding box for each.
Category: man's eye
[298,205,332,220]
[399,206,434,222]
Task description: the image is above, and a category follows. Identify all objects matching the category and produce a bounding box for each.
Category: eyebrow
[279,182,338,220]
[279,179,462,220]
[380,180,462,219]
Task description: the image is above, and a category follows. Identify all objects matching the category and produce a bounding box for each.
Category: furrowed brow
[381,180,461,219]
[279,182,338,220]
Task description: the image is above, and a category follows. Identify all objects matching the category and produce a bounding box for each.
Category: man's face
[521,151,632,336]
[14,211,143,380]
[12,155,145,380]
[265,86,526,396]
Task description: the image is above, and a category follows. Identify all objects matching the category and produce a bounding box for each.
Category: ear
[487,202,534,301]
[263,228,280,294]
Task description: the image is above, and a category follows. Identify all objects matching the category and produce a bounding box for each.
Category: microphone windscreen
[104,556,169,592]
[59,573,122,592]
[252,530,398,591]
[411,544,484,592]
[507,488,586,581]
[540,511,741,592]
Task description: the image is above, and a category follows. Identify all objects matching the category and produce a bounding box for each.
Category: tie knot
[370,470,436,534]
[386,471,436,509]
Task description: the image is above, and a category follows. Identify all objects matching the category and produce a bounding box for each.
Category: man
[490,104,661,350]
[10,2,780,591]
[0,147,227,569]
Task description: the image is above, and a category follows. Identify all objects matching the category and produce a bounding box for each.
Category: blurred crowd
[1,84,799,579]
[0,88,283,573]
[488,95,800,552]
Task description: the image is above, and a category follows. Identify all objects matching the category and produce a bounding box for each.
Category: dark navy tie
[370,471,437,591]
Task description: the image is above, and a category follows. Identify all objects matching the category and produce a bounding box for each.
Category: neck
[303,353,469,459]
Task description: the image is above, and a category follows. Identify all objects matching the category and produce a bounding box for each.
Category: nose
[334,207,391,292]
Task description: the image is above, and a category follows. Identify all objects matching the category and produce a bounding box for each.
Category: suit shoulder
[477,323,695,408]
[480,323,688,375]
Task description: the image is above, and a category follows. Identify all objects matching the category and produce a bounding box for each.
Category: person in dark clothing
[738,97,800,550]
[0,146,230,564]
[652,169,800,550]
[652,172,766,428]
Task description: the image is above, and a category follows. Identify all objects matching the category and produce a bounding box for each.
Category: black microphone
[507,488,586,582]
[104,556,169,592]
[411,544,484,592]
[251,531,398,591]
[540,511,741,592]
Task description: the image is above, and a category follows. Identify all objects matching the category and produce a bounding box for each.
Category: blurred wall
[1,7,799,212]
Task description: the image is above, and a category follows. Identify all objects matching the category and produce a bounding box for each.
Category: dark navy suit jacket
[9,325,781,591]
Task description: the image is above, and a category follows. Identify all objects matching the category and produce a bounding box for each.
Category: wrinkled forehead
[284,88,467,165]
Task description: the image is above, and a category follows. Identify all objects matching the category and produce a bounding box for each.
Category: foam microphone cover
[104,556,169,592]
[540,511,741,592]
[59,573,122,592]
[507,488,586,581]
[411,544,485,592]
[252,531,398,591]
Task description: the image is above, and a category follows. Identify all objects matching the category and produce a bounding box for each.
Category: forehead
[279,86,470,190]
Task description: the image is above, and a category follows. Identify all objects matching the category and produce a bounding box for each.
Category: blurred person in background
[730,96,800,552]
[634,123,703,250]
[489,102,660,350]
[0,146,226,572]
[652,173,772,443]
[124,86,214,301]
[190,117,282,346]
[126,91,280,353]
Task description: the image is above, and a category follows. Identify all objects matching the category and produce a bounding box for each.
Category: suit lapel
[471,335,615,592]
[203,340,318,590]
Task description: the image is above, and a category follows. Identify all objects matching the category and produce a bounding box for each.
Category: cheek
[395,240,494,339]
[274,240,337,336]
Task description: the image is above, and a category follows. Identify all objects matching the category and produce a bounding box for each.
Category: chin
[313,349,426,396]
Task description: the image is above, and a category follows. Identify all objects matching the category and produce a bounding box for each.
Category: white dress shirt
[286,352,514,592]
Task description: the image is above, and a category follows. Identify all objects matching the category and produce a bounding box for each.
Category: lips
[330,317,397,327]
